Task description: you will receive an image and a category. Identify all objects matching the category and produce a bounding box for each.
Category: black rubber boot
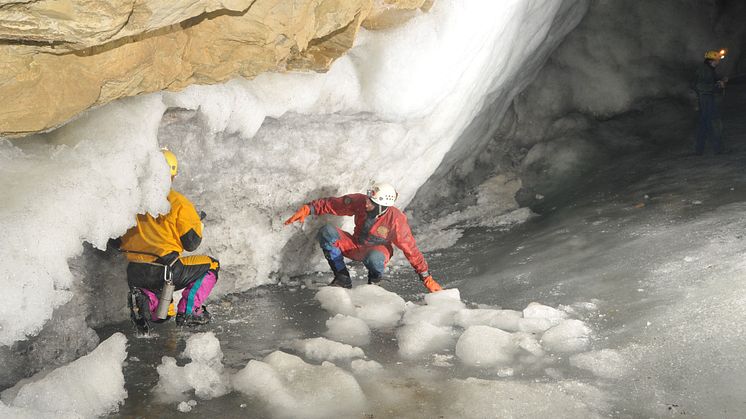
[329,268,352,288]
[367,273,383,285]
[176,306,212,327]
[128,288,151,334]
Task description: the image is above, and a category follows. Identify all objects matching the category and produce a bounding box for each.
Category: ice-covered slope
[0,0,588,351]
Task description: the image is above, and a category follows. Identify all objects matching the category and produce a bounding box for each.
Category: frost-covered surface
[0,333,127,418]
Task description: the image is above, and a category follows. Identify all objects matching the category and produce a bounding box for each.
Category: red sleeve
[392,213,429,274]
[310,194,367,217]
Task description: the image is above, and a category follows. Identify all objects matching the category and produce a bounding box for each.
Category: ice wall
[413,0,746,212]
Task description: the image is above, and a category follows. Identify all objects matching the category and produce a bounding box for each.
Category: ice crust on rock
[541,319,592,353]
[315,285,406,329]
[2,333,127,418]
[324,314,372,346]
[291,337,365,363]
[155,332,229,401]
[232,351,366,419]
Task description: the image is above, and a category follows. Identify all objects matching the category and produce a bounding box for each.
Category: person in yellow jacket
[116,149,219,331]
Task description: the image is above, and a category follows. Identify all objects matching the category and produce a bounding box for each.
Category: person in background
[285,182,443,293]
[694,49,728,155]
[114,149,219,332]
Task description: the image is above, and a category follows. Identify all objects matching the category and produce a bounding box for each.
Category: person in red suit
[285,182,443,292]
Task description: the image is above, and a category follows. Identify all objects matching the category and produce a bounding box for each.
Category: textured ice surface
[315,285,406,329]
[291,337,365,362]
[1,333,127,418]
[396,321,455,359]
[523,302,568,323]
[350,359,384,375]
[154,332,229,401]
[401,288,465,327]
[570,349,627,379]
[0,401,80,419]
[454,308,522,332]
[232,351,366,419]
[541,319,592,353]
[443,378,599,418]
[455,325,519,367]
[324,314,371,346]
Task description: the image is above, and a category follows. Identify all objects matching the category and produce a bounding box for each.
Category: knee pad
[317,224,340,246]
[363,251,386,275]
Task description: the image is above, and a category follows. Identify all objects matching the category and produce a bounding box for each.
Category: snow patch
[324,314,372,346]
[397,322,455,359]
[232,351,366,419]
[2,333,127,418]
[154,332,230,401]
[541,319,592,353]
[350,359,384,375]
[291,337,365,363]
[315,285,406,329]
[454,308,522,332]
[456,325,519,367]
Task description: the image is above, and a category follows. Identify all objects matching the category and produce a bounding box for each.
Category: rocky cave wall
[0,0,432,136]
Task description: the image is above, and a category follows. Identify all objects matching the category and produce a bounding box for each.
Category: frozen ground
[95,86,746,418]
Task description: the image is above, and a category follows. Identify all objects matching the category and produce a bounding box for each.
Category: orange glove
[422,275,443,293]
[284,204,311,225]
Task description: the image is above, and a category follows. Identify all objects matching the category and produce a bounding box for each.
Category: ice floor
[96,86,746,418]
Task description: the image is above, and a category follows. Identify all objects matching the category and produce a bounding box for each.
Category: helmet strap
[368,202,389,218]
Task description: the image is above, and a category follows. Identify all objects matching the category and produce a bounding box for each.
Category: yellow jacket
[120,189,202,262]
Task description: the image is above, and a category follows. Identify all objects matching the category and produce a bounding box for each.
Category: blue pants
[696,94,722,154]
[317,224,388,280]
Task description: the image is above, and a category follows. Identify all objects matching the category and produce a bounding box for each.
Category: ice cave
[1,0,746,417]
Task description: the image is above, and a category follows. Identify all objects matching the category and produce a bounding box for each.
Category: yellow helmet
[705,49,727,60]
[161,148,178,177]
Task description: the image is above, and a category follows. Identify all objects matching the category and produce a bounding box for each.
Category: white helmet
[367,182,398,206]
